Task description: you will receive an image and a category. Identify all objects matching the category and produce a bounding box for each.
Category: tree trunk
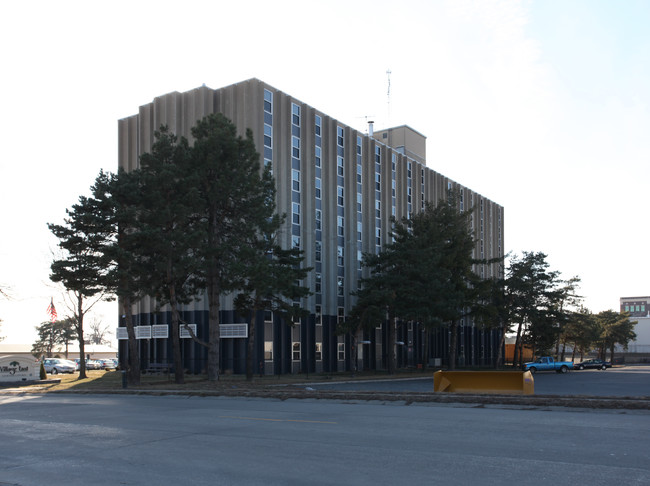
[610,345,615,364]
[449,320,458,370]
[77,293,87,380]
[246,311,255,381]
[513,321,523,369]
[168,284,184,384]
[207,279,221,381]
[495,319,507,368]
[523,340,530,369]
[122,296,140,386]
[422,327,429,370]
[387,313,396,374]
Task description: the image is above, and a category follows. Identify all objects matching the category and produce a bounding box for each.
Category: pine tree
[348,193,488,372]
[505,252,561,367]
[49,178,113,379]
[136,127,201,384]
[234,226,311,381]
[188,114,282,381]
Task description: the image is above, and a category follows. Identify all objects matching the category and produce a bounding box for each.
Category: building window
[337,276,344,297]
[315,146,321,167]
[292,235,300,248]
[315,241,322,262]
[315,343,322,361]
[292,103,300,126]
[315,273,321,293]
[292,342,301,361]
[264,89,272,114]
[315,115,322,136]
[337,186,344,206]
[315,209,322,230]
[292,136,300,159]
[337,126,344,147]
[292,202,300,225]
[337,216,344,236]
[337,246,344,267]
[264,341,273,361]
[264,124,272,148]
[337,156,344,176]
[292,169,300,191]
[338,343,345,361]
[315,178,321,199]
[315,305,322,326]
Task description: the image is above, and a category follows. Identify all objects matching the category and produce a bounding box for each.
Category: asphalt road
[306,365,650,397]
[1,393,650,485]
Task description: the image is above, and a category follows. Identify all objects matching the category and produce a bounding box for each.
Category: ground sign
[0,355,38,382]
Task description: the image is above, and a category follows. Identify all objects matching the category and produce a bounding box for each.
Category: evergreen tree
[49,181,113,379]
[344,246,403,374]
[505,252,561,367]
[32,317,80,360]
[57,317,78,358]
[32,321,60,358]
[348,193,488,372]
[136,127,201,384]
[233,227,312,381]
[99,168,148,386]
[188,114,281,381]
[596,310,637,362]
[564,307,599,361]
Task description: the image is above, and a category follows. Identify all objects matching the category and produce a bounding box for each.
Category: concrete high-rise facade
[117,78,504,374]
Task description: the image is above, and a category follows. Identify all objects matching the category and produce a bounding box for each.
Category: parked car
[574,359,611,370]
[523,356,573,374]
[98,359,118,370]
[74,359,102,370]
[42,358,76,374]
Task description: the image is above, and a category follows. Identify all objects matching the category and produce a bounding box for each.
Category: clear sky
[1,0,649,344]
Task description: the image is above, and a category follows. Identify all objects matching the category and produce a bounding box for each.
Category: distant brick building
[620,296,650,318]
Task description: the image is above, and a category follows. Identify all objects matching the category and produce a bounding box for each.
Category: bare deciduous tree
[87,317,112,345]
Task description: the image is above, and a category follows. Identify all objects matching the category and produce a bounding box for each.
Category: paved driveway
[306,365,650,397]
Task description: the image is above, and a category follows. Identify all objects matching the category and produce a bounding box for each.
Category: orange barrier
[434,370,534,395]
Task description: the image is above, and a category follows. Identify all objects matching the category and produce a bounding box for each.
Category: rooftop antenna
[386,68,392,125]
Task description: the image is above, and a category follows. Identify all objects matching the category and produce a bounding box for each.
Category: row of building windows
[262,308,345,362]
[625,305,646,312]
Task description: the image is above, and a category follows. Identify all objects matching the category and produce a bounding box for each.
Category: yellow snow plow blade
[433,370,534,395]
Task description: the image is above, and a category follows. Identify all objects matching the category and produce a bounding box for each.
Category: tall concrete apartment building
[117,79,504,374]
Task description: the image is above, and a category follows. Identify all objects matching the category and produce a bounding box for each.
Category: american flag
[47,298,57,323]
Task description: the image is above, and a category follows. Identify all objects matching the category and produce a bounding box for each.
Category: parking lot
[306,365,650,397]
